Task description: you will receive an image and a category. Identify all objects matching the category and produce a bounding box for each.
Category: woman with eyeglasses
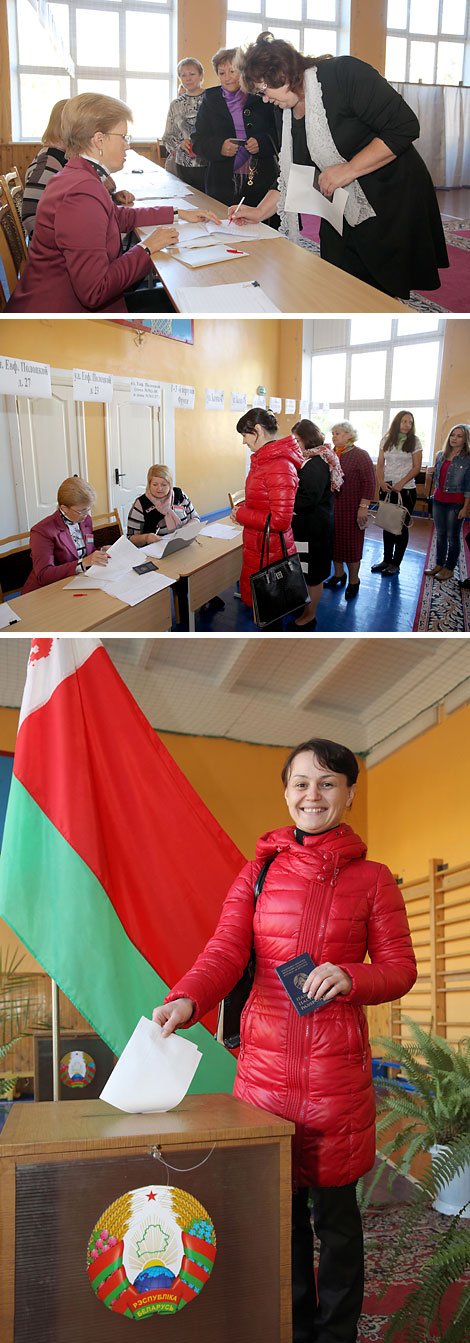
[7,93,220,313]
[228,33,448,300]
[22,478,109,593]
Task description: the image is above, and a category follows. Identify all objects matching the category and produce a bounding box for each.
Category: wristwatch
[173,208,179,224]
[142,245,151,257]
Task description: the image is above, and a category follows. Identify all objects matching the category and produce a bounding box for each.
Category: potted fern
[372,1019,470,1217]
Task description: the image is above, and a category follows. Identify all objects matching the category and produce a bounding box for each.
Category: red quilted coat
[236,435,304,605]
[166,824,417,1189]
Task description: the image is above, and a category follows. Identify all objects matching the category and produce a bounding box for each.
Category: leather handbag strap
[259,514,289,570]
[254,853,277,903]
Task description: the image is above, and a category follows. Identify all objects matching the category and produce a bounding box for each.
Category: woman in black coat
[230,33,448,298]
[288,420,343,632]
[192,45,279,210]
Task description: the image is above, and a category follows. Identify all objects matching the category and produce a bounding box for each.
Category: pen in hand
[229,195,245,226]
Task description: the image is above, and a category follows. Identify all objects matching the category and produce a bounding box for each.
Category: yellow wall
[350,0,387,73]
[435,322,470,463]
[0,318,303,516]
[178,0,225,90]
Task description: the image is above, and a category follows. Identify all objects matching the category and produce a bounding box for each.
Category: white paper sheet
[65,534,140,589]
[284,163,348,237]
[200,522,242,540]
[175,281,280,314]
[210,219,281,241]
[100,1016,202,1113]
[0,602,20,629]
[103,570,174,607]
[171,244,249,268]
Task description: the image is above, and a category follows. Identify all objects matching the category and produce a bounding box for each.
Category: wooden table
[4,576,173,633]
[115,156,404,314]
[0,1093,294,1343]
[158,531,243,631]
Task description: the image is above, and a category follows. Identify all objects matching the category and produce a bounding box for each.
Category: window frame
[386,0,470,85]
[302,318,446,466]
[226,0,351,61]
[9,0,176,142]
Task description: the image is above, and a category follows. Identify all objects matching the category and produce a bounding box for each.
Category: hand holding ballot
[153,998,195,1037]
[100,1015,201,1113]
[82,548,109,569]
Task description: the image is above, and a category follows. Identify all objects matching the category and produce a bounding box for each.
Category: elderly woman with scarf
[288,419,343,631]
[192,45,279,210]
[228,32,448,299]
[325,422,376,601]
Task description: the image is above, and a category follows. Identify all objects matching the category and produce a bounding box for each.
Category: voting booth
[0,1092,294,1343]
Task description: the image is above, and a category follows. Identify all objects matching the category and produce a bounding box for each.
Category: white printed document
[200,522,242,540]
[175,281,280,313]
[171,244,249,268]
[100,1016,202,1113]
[284,163,348,236]
[65,534,140,589]
[0,603,20,629]
[103,570,174,608]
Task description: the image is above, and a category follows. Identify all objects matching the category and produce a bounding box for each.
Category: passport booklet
[275,953,331,1016]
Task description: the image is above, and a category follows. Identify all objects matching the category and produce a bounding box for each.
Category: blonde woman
[127,465,199,546]
[163,58,207,192]
[425,424,470,582]
[22,478,108,592]
[8,93,220,313]
[21,98,135,238]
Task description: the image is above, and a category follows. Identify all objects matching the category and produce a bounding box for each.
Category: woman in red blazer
[231,406,303,613]
[7,92,220,313]
[22,477,109,593]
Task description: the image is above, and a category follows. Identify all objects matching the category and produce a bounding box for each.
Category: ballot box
[0,1092,294,1343]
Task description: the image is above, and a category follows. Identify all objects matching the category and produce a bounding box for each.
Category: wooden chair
[0,171,28,269]
[0,203,23,303]
[0,533,33,602]
[414,469,434,516]
[92,509,123,548]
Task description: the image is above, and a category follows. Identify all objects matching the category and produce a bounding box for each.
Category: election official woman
[22,477,108,592]
[153,735,417,1343]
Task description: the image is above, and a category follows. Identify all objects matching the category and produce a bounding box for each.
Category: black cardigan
[193,86,279,207]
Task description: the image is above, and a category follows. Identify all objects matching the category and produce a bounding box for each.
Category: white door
[15,383,86,526]
[106,388,163,530]
[0,400,22,539]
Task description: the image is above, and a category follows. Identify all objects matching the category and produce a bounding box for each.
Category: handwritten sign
[230,391,247,413]
[73,369,113,402]
[252,394,266,409]
[0,356,51,399]
[130,378,162,407]
[269,397,282,413]
[171,384,195,410]
[299,400,309,418]
[285,398,296,415]
[205,388,225,411]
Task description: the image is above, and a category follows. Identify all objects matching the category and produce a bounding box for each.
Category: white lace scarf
[278,65,376,242]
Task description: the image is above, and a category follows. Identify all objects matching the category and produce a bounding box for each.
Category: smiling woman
[152,732,417,1343]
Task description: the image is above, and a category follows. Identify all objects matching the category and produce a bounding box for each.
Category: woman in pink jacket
[154,736,416,1343]
[22,477,109,593]
[231,407,304,614]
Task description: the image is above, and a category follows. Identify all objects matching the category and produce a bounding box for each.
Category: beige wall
[350,0,388,73]
[435,321,470,461]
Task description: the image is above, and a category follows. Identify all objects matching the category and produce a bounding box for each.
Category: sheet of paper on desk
[206,219,281,241]
[173,244,249,268]
[116,174,192,199]
[284,163,348,236]
[200,522,242,540]
[65,535,141,588]
[104,569,174,607]
[175,281,280,313]
[100,1016,202,1113]
[0,602,20,629]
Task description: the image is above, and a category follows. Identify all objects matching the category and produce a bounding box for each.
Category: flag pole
[51,979,61,1101]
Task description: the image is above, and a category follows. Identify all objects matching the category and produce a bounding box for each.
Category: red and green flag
[0,638,243,1091]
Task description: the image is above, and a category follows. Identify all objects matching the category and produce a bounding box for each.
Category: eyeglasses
[105,132,132,144]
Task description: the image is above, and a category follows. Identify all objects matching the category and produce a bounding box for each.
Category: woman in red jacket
[154,736,417,1343]
[230,407,304,618]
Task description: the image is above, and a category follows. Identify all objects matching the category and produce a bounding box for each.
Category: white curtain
[392,83,470,189]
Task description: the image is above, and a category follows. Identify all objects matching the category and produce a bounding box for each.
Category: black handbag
[216,855,276,1050]
[250,514,309,628]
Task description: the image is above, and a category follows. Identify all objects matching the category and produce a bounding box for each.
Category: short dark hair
[237,30,330,94]
[281,738,359,788]
[292,419,324,449]
[236,406,278,435]
[212,46,237,74]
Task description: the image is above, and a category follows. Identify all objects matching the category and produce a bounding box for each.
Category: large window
[385,0,470,84]
[226,0,350,61]
[9,0,175,141]
[303,317,445,465]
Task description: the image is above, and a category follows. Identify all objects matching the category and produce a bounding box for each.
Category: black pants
[292,1185,364,1343]
[177,162,207,192]
[379,487,416,566]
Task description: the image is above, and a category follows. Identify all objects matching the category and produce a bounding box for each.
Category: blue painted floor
[176,530,428,635]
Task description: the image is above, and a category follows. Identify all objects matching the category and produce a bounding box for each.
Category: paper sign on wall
[230,391,247,413]
[130,378,162,407]
[299,400,309,418]
[73,369,113,402]
[205,388,225,411]
[285,398,296,415]
[0,356,52,399]
[171,383,195,409]
[269,397,282,413]
[252,393,266,409]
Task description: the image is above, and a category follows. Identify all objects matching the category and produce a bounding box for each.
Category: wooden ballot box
[0,1092,294,1343]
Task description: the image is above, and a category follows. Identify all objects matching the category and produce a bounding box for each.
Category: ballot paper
[142,518,203,559]
[284,163,348,237]
[116,175,192,200]
[210,219,281,241]
[103,569,174,608]
[100,1016,202,1113]
[171,244,249,268]
[200,522,242,540]
[0,602,20,629]
[65,534,140,589]
[175,281,280,314]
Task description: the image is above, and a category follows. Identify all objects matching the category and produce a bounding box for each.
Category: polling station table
[3,576,173,633]
[157,530,243,632]
[0,1092,294,1343]
[114,153,405,315]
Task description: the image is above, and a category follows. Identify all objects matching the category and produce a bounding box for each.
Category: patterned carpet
[299,217,470,313]
[355,1200,470,1342]
[413,523,470,632]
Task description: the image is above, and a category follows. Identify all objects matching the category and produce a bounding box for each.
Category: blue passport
[275,953,331,1015]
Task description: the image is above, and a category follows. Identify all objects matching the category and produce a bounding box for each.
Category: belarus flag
[0,638,242,1091]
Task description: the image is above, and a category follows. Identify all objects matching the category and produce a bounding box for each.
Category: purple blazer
[22,509,95,593]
